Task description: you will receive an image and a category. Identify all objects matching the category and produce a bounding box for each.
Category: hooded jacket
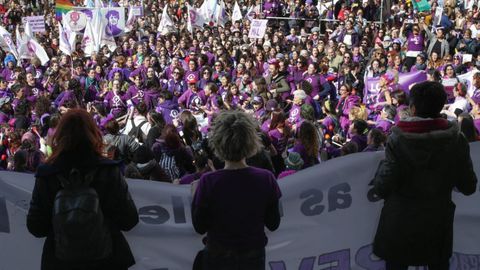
[373,118,477,265]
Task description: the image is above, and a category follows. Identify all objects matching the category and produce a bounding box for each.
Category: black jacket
[373,121,477,265]
[27,156,139,270]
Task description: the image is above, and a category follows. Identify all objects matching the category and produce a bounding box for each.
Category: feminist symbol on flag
[190,10,196,24]
[27,41,36,55]
[2,34,12,46]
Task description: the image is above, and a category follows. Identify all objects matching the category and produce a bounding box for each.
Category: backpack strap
[137,120,147,132]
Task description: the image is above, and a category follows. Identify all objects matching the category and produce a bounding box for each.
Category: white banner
[63,7,125,35]
[21,16,46,33]
[249,19,268,39]
[1,143,480,270]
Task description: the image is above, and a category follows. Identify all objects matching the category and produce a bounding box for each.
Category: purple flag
[364,70,427,108]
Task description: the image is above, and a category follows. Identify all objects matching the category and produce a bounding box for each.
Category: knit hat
[265,99,278,111]
[284,152,304,170]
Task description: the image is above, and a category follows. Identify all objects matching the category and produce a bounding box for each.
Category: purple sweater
[192,166,281,250]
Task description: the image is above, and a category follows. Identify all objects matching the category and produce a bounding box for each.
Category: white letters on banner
[249,19,268,39]
[21,16,45,33]
[1,143,480,270]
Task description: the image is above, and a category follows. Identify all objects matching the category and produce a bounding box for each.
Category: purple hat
[265,99,278,111]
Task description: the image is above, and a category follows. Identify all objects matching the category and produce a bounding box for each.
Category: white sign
[131,6,143,16]
[463,54,473,64]
[433,7,443,28]
[1,143,480,269]
[21,16,45,33]
[248,19,268,39]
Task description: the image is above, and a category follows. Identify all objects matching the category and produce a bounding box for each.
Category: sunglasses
[173,71,180,74]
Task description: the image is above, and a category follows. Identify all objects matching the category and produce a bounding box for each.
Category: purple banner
[364,70,427,107]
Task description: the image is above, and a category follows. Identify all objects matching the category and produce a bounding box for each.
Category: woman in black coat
[27,109,139,270]
[372,81,477,270]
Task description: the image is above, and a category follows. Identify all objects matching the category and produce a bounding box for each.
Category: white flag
[82,20,96,56]
[91,8,103,53]
[215,1,227,26]
[100,27,117,52]
[58,21,77,56]
[25,39,49,65]
[15,25,28,50]
[125,6,136,32]
[186,3,193,33]
[157,5,174,35]
[199,0,217,25]
[0,26,19,60]
[246,6,256,21]
[232,1,242,22]
[17,21,37,60]
[188,3,205,28]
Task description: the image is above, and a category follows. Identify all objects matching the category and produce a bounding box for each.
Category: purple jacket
[156,100,180,124]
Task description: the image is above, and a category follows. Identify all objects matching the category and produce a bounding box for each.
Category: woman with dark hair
[268,108,291,175]
[292,121,320,169]
[363,128,387,152]
[336,84,360,135]
[27,109,139,270]
[103,118,140,163]
[178,110,202,147]
[441,64,460,102]
[441,83,469,121]
[192,110,281,270]
[145,110,166,150]
[391,90,408,123]
[152,124,195,180]
[198,67,213,90]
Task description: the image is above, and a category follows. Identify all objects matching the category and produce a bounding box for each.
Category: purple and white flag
[0,26,19,60]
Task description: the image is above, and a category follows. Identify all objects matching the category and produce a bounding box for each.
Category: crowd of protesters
[0,0,478,182]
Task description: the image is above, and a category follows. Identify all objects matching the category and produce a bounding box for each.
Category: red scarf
[396,118,449,133]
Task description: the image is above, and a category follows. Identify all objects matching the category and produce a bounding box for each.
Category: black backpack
[128,119,147,144]
[52,168,112,262]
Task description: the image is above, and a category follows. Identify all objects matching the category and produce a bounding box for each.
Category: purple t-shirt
[407,32,425,52]
[192,166,281,250]
[178,89,206,111]
[268,128,288,154]
[303,74,321,97]
[288,104,302,125]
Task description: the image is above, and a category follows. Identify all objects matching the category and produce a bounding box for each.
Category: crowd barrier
[1,143,480,270]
